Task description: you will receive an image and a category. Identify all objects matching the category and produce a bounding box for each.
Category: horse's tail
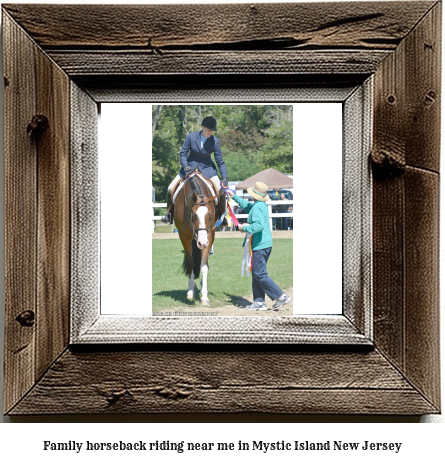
[180,240,202,278]
[192,239,202,279]
[181,250,194,277]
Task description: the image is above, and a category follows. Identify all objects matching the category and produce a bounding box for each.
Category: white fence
[152,200,293,232]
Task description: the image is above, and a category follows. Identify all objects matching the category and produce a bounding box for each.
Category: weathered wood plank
[70,83,100,340]
[3,2,441,417]
[371,2,440,172]
[404,2,441,171]
[3,12,37,414]
[9,349,438,415]
[404,168,440,410]
[372,176,405,369]
[47,50,390,76]
[3,2,435,49]
[371,4,441,411]
[342,81,373,335]
[35,45,71,380]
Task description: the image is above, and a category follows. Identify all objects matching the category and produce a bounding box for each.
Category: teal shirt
[233,195,273,251]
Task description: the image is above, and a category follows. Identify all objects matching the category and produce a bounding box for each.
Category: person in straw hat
[228,182,291,311]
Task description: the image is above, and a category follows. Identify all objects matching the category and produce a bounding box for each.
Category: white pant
[168,174,221,195]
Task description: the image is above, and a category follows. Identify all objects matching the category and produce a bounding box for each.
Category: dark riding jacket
[179,131,228,180]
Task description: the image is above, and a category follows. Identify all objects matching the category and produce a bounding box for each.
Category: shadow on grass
[153,283,203,310]
[223,293,252,308]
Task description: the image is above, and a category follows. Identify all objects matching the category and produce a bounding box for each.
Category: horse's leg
[179,236,196,300]
[200,230,215,306]
[200,251,210,306]
[187,271,195,300]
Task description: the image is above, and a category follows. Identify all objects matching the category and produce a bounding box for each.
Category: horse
[173,167,218,306]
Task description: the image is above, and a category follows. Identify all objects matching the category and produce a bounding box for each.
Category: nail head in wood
[425,90,436,105]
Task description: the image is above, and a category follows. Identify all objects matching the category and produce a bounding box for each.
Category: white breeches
[168,174,220,194]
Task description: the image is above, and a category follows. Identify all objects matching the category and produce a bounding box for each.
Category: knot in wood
[154,386,191,400]
[27,115,49,140]
[105,390,128,405]
[370,149,405,178]
[95,385,130,405]
[16,310,35,327]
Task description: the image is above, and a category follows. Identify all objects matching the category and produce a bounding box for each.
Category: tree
[257,117,293,174]
[151,105,293,192]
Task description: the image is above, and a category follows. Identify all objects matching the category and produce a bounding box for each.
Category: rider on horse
[161,116,229,224]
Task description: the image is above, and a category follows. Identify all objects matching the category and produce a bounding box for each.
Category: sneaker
[272,294,292,311]
[246,301,268,311]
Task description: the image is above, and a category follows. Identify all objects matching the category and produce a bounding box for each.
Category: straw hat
[247,182,270,202]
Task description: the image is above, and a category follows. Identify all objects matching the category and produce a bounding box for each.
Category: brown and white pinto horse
[174,167,217,306]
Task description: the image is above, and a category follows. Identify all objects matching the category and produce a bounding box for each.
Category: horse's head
[191,193,217,249]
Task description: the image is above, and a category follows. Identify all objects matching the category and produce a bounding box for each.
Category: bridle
[183,172,217,240]
[189,195,217,240]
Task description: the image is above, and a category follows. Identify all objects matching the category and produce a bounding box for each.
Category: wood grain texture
[372,1,441,172]
[47,50,390,76]
[8,349,437,415]
[70,83,100,339]
[342,81,372,336]
[2,2,441,416]
[3,12,37,414]
[35,45,71,380]
[371,3,441,411]
[2,2,435,49]
[404,168,440,409]
[75,315,371,345]
[372,176,405,370]
[372,28,407,368]
[404,2,441,172]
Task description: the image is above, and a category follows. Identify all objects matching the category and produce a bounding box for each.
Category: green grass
[153,221,176,234]
[152,238,293,311]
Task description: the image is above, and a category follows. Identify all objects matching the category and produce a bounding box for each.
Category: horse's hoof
[201,299,210,306]
[187,291,194,300]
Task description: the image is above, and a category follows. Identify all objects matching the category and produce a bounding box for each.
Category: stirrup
[161,212,171,223]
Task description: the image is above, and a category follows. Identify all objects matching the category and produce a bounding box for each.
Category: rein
[184,173,217,240]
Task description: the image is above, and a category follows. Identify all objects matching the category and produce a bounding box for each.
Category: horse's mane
[189,174,204,195]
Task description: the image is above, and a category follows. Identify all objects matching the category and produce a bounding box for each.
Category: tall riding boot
[161,191,173,224]
[219,189,228,226]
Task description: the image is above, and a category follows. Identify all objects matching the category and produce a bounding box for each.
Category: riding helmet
[201,116,217,131]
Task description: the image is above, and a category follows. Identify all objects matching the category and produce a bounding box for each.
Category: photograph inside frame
[99,103,342,317]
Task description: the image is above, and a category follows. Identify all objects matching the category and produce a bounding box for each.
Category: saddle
[172,172,219,205]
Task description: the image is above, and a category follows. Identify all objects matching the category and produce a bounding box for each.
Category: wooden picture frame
[71,84,372,344]
[3,2,440,415]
